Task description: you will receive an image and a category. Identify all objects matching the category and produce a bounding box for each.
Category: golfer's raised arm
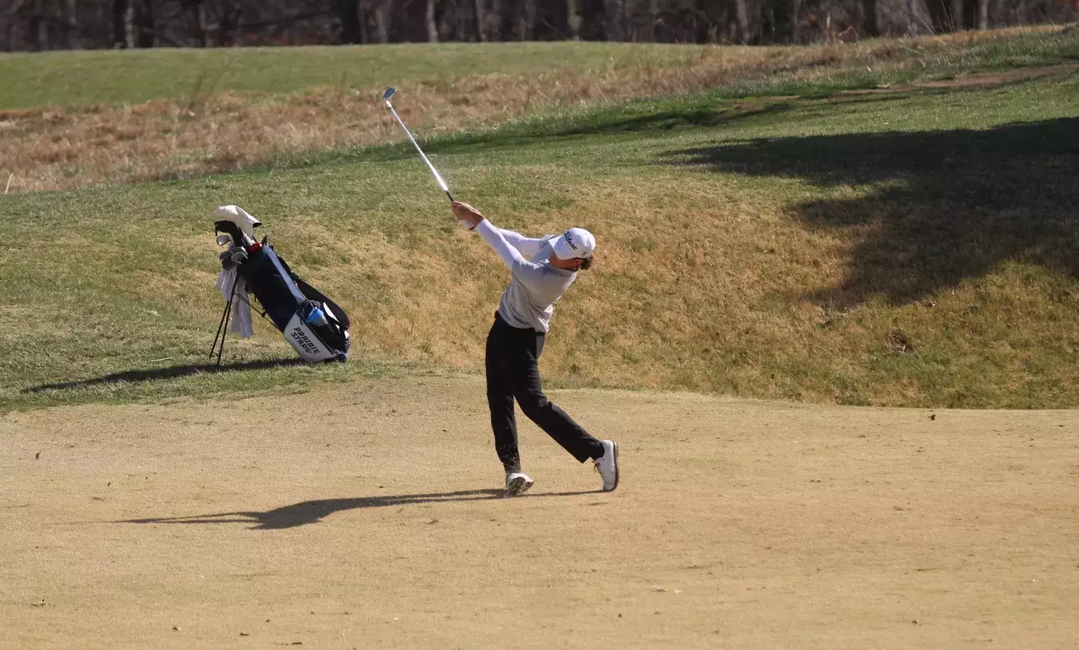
[448,200,533,269]
[496,228,544,257]
[475,220,531,270]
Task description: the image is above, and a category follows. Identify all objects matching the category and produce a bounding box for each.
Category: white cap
[552,227,595,260]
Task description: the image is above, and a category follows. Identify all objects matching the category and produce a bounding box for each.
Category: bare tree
[2,0,1077,50]
[502,0,543,39]
[372,0,391,42]
[924,0,955,31]
[762,0,797,41]
[359,0,369,42]
[137,0,156,47]
[539,0,571,38]
[482,0,503,39]
[112,0,128,47]
[425,0,438,41]
[960,0,975,26]
[863,0,879,34]
[522,0,539,39]
[473,0,486,40]
[27,0,45,50]
[340,0,361,43]
[181,0,210,46]
[580,0,607,39]
[217,0,241,44]
[56,0,77,48]
[5,1,26,51]
[728,0,750,42]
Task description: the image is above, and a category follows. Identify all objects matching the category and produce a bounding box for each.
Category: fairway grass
[0,41,708,110]
[1,26,1073,112]
[2,26,1076,193]
[1,61,1077,410]
[3,377,1078,648]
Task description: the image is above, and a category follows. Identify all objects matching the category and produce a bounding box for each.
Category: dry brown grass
[4,377,1079,647]
[1,26,1067,194]
[2,26,1075,412]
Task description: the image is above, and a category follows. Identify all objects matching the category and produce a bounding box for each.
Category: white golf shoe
[594,440,619,492]
[505,472,534,497]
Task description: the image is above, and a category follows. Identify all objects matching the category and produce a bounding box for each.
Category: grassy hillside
[2,27,1075,194]
[3,28,1072,111]
[1,48,1076,410]
[0,41,706,110]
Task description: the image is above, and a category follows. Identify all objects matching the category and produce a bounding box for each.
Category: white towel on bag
[215,268,254,338]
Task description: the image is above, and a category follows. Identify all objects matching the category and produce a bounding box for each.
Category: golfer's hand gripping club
[451,201,485,230]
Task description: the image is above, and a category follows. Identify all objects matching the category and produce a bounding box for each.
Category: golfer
[451,201,619,496]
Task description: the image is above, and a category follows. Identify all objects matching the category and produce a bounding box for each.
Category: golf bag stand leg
[209,284,237,366]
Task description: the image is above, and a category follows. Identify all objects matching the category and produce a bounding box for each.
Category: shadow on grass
[122,488,603,530]
[364,89,987,161]
[663,116,1079,306]
[324,97,830,167]
[22,358,307,393]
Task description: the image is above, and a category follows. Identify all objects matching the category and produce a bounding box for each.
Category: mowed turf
[0,41,707,110]
[1,64,1078,410]
[2,28,1076,194]
[2,28,1074,111]
[2,376,1077,648]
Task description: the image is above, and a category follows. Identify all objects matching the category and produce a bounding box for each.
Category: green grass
[4,27,1076,196]
[1,31,1078,411]
[2,64,1077,411]
[1,28,1076,112]
[0,41,704,110]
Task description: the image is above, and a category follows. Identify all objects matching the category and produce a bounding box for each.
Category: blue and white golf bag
[212,206,349,363]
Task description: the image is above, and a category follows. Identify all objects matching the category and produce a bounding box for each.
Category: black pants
[486,312,603,472]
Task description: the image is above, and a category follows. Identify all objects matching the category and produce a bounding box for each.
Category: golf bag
[212,206,350,363]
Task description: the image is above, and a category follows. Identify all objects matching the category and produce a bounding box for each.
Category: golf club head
[382,87,396,102]
[215,234,232,247]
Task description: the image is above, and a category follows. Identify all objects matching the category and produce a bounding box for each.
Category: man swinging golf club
[451,201,619,496]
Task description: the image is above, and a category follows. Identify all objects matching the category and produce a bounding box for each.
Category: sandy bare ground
[2,375,1077,648]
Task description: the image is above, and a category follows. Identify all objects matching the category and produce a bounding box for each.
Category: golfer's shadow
[123,488,601,530]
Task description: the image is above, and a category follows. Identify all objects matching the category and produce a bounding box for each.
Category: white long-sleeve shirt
[475,220,577,333]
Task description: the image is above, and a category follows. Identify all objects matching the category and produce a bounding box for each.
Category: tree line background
[3,0,1077,51]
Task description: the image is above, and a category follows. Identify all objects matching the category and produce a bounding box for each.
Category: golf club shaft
[384,101,454,203]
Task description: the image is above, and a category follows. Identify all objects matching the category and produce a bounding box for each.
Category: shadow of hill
[335,99,815,166]
[23,358,306,393]
[122,488,602,530]
[664,117,1079,306]
[372,91,967,160]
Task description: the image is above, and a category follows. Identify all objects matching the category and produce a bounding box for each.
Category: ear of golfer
[451,201,594,282]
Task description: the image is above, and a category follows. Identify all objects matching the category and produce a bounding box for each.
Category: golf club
[382,87,454,204]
